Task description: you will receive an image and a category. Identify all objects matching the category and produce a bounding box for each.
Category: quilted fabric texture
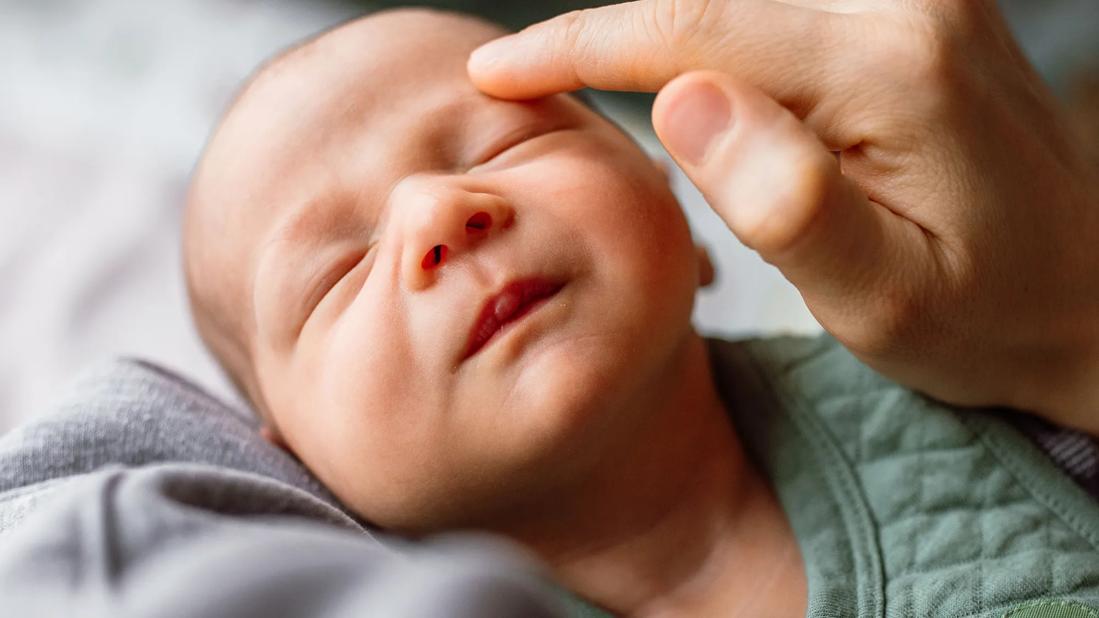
[708,335,1099,618]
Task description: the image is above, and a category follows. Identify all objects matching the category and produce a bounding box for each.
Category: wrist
[1035,179,1099,434]
[1018,264,1099,435]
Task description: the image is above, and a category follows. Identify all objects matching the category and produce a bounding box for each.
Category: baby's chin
[314,303,697,533]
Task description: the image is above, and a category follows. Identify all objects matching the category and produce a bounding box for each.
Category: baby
[184,8,1099,617]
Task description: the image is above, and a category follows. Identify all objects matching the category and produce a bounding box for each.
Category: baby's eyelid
[470,124,571,170]
[299,241,377,332]
[470,132,532,169]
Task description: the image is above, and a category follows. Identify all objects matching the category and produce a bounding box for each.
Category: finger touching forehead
[182,9,510,399]
[187,8,511,266]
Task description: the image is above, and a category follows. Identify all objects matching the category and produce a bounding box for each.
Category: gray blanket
[0,359,600,617]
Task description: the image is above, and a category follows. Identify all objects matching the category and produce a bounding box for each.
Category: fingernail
[662,80,732,165]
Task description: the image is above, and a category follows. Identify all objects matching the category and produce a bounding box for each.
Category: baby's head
[184,9,705,533]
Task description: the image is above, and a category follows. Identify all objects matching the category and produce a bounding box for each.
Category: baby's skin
[185,9,806,616]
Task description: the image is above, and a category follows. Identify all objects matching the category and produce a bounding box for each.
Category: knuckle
[549,9,602,82]
[657,0,716,42]
[873,16,963,91]
[747,147,835,256]
[638,0,718,73]
[789,148,835,207]
[653,0,735,62]
[857,14,975,120]
[555,9,588,52]
[645,0,681,57]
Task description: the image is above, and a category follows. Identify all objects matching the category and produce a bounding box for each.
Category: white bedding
[3,0,1092,434]
[1,0,360,431]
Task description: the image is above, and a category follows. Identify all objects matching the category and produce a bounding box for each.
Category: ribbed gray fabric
[0,358,358,534]
[0,359,580,617]
[1009,412,1099,498]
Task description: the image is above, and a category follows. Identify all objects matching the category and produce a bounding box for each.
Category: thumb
[653,71,930,337]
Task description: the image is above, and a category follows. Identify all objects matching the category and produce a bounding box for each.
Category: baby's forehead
[275,10,504,103]
[207,13,515,210]
[232,11,510,160]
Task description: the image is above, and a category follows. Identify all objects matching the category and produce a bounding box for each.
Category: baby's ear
[651,154,711,287]
[260,425,291,452]
[696,243,715,288]
[650,154,672,186]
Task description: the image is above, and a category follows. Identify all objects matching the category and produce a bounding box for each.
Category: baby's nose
[419,210,494,270]
[400,186,514,291]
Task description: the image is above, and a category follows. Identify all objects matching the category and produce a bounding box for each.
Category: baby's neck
[501,333,807,616]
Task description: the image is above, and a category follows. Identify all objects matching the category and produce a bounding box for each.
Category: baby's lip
[463,277,565,361]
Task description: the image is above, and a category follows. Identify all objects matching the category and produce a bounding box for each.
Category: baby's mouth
[463,278,564,361]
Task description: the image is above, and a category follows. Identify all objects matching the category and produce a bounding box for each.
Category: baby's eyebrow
[269,194,367,250]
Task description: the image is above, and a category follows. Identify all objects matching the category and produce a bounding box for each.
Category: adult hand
[469,1,1099,433]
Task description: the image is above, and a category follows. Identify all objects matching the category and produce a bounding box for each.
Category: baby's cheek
[322,322,412,425]
[307,338,450,511]
[580,159,692,276]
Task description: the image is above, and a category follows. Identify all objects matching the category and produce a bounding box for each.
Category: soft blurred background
[2,0,1097,434]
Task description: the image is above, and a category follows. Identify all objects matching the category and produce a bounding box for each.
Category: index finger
[467,0,842,110]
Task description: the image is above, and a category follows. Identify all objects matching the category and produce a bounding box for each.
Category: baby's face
[188,10,700,532]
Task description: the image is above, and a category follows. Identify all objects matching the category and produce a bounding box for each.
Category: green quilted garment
[707,335,1099,617]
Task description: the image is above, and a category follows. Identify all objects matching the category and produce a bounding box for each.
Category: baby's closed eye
[297,243,377,334]
[469,122,576,171]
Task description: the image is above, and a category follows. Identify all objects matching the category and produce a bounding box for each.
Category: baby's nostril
[465,212,492,232]
[421,244,447,270]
